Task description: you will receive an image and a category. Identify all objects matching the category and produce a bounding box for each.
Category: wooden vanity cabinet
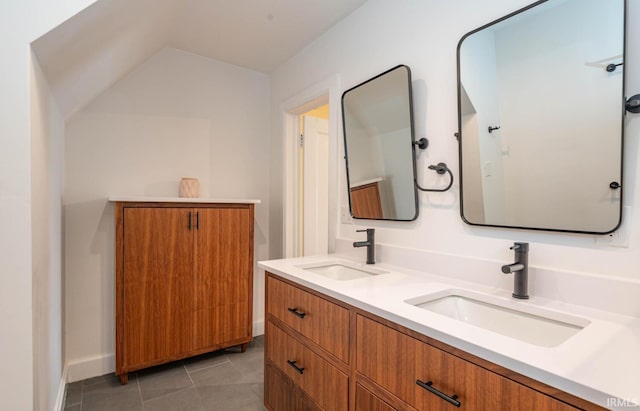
[114,201,254,383]
[264,272,607,411]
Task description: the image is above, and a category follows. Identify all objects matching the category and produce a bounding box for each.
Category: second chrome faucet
[353,228,375,264]
[502,242,529,299]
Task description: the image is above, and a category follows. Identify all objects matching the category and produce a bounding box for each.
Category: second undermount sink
[296,260,388,281]
[406,290,590,347]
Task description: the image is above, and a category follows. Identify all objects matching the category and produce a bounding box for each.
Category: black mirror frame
[456,0,627,235]
[341,64,420,222]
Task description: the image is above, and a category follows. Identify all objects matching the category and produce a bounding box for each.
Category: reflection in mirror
[342,65,418,221]
[458,0,625,233]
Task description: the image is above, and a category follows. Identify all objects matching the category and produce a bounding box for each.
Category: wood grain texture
[192,206,252,350]
[350,182,383,219]
[266,321,349,410]
[265,360,324,411]
[122,207,194,367]
[265,362,292,411]
[266,275,350,363]
[356,384,398,411]
[353,307,607,411]
[357,315,579,411]
[115,202,254,380]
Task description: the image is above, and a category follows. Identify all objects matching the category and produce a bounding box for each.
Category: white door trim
[281,75,341,258]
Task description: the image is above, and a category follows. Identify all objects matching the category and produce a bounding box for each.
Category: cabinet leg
[119,373,128,385]
[241,342,249,353]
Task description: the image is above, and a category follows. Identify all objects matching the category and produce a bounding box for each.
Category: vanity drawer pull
[287,360,305,375]
[416,379,461,407]
[287,307,306,319]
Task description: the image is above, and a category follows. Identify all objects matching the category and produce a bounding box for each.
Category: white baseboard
[53,364,69,411]
[67,353,115,383]
[253,319,265,336]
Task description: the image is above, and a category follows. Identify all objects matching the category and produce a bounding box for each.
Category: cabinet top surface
[109,196,260,204]
[259,255,640,410]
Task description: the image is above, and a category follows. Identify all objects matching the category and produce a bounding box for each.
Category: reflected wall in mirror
[342,65,418,221]
[458,0,625,233]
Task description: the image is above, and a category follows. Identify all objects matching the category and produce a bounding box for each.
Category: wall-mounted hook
[488,126,501,133]
[606,62,623,72]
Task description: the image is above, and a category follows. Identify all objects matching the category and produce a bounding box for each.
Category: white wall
[269,0,640,280]
[31,53,65,411]
[64,47,270,380]
[0,1,98,409]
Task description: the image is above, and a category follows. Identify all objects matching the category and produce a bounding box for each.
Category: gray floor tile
[144,387,206,411]
[64,381,83,407]
[82,373,119,387]
[190,361,248,386]
[197,383,266,411]
[250,383,264,402]
[227,348,264,384]
[70,337,267,411]
[82,375,143,411]
[137,362,193,401]
[184,350,230,374]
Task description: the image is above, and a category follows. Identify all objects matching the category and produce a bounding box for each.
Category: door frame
[281,75,341,258]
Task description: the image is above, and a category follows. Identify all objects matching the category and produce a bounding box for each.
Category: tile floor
[63,336,266,411]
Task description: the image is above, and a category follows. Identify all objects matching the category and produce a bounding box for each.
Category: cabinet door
[122,207,193,367]
[193,207,252,350]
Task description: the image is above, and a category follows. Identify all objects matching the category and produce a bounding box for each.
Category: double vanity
[260,253,640,410]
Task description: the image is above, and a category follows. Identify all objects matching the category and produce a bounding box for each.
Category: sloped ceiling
[31,0,368,120]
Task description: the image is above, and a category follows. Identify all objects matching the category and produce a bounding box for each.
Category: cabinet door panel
[123,207,193,366]
[193,207,252,349]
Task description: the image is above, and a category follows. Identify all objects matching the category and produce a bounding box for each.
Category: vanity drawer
[266,275,350,362]
[266,321,349,410]
[356,315,578,411]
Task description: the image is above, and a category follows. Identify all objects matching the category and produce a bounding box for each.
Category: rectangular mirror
[342,65,419,221]
[457,0,625,234]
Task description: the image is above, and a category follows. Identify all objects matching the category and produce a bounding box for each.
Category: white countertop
[350,177,382,188]
[259,254,640,411]
[109,196,260,204]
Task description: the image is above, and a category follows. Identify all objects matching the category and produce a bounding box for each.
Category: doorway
[299,106,329,256]
[282,75,340,259]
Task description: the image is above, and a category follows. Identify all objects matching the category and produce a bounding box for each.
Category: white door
[302,115,329,256]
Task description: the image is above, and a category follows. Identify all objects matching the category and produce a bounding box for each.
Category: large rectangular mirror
[342,65,419,221]
[457,0,625,234]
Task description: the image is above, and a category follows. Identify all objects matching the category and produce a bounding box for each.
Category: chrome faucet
[501,242,529,299]
[353,228,375,264]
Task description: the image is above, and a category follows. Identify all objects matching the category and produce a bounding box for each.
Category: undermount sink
[296,260,388,281]
[406,289,590,347]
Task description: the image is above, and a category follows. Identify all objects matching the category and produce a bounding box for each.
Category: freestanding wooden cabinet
[113,200,255,384]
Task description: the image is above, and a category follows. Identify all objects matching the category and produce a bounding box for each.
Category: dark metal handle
[610,181,621,189]
[416,380,461,407]
[287,360,304,374]
[188,212,192,230]
[287,307,306,319]
[195,211,200,230]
